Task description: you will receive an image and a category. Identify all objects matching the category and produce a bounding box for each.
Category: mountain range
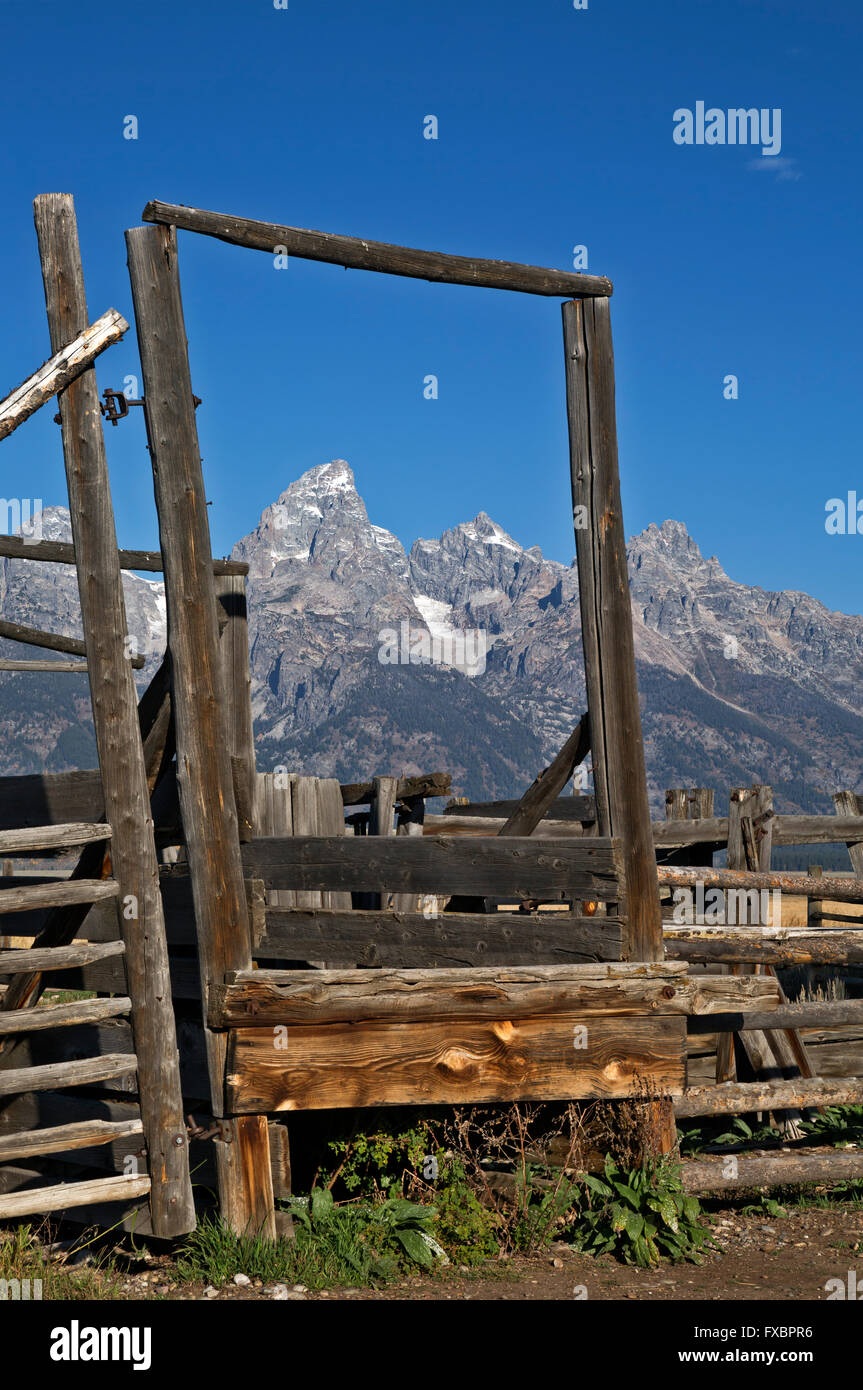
[2,459,863,815]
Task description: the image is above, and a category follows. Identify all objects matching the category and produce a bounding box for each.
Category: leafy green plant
[430,1158,500,1265]
[565,1156,714,1268]
[285,1188,447,1279]
[326,1119,431,1196]
[741,1196,787,1218]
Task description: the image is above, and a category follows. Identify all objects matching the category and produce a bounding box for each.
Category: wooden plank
[0,880,118,917]
[0,771,103,831]
[562,297,660,962]
[34,192,194,1238]
[368,775,397,911]
[242,835,623,899]
[226,1014,684,1112]
[0,308,128,441]
[663,927,863,965]
[126,219,273,1237]
[675,1076,863,1119]
[833,789,863,876]
[681,1149,863,1194]
[141,200,613,298]
[689,998,863,1035]
[0,534,246,574]
[317,778,351,912]
[0,939,124,974]
[292,776,323,910]
[774,812,863,846]
[256,908,625,966]
[0,1052,137,1097]
[341,772,451,805]
[0,823,111,854]
[0,659,88,672]
[0,995,131,1034]
[254,772,295,910]
[1,1016,208,1099]
[211,962,691,1027]
[444,795,596,822]
[0,1118,143,1163]
[498,716,590,837]
[0,1172,150,1220]
[216,573,255,841]
[0,618,143,669]
[658,864,863,903]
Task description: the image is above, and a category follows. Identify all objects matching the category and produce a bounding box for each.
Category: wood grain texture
[0,534,246,574]
[0,659,88,672]
[255,908,625,967]
[341,772,451,805]
[34,193,193,1236]
[681,1148,863,1194]
[0,617,144,668]
[210,962,692,1027]
[0,1117,143,1163]
[443,795,596,822]
[0,938,124,974]
[0,822,111,854]
[675,1076,863,1119]
[0,994,131,1034]
[142,200,613,298]
[562,298,661,961]
[0,1172,150,1220]
[0,879,118,917]
[225,1014,685,1112]
[0,1052,137,1097]
[241,835,623,899]
[663,927,863,965]
[126,220,273,1236]
[0,308,128,441]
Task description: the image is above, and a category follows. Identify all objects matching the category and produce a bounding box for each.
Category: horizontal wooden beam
[211,962,691,1028]
[225,1014,683,1112]
[0,939,124,973]
[0,1051,137,1097]
[0,659,88,673]
[0,617,144,669]
[341,772,452,806]
[0,771,103,831]
[0,822,111,855]
[663,926,863,965]
[688,997,863,1036]
[0,994,131,1035]
[142,200,614,298]
[0,1172,150,1220]
[0,880,119,918]
[0,308,128,442]
[0,1117,143,1163]
[681,1148,863,1194]
[241,835,623,899]
[426,813,587,838]
[675,1076,863,1119]
[444,795,596,822]
[658,864,863,903]
[256,907,625,967]
[0,534,247,575]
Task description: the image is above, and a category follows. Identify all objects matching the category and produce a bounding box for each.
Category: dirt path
[110,1203,862,1302]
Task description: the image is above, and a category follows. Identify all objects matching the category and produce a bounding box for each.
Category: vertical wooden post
[562,296,672,1157]
[215,573,256,841]
[33,194,193,1237]
[561,298,662,964]
[125,222,274,1237]
[368,775,398,910]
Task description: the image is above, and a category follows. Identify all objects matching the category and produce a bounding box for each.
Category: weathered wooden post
[562,296,673,1154]
[125,222,275,1236]
[33,194,194,1237]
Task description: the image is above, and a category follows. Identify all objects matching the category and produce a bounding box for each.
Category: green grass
[0,1224,125,1300]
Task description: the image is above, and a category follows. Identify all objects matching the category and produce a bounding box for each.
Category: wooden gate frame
[118,202,666,1231]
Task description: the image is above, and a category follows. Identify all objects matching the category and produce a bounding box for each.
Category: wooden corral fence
[1,194,862,1236]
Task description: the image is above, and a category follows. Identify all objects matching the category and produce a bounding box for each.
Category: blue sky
[1,0,861,612]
